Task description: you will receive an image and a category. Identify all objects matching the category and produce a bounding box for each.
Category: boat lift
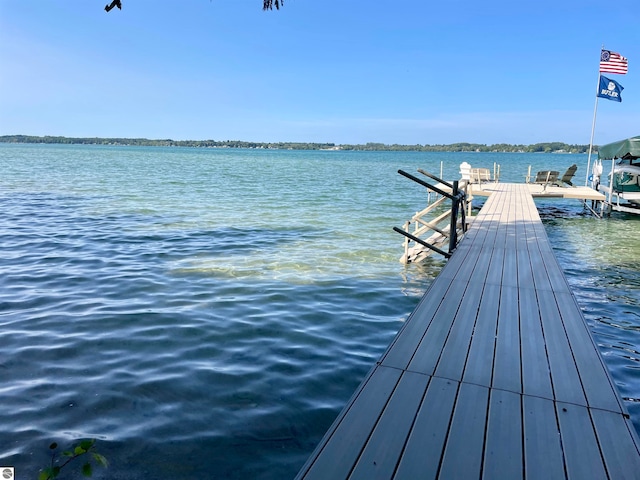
[590,136,640,215]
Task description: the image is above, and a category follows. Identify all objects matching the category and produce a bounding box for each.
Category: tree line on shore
[0,135,594,153]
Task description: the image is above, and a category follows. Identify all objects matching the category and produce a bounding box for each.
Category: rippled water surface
[0,145,638,478]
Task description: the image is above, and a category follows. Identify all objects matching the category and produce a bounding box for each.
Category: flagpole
[585,45,604,186]
[585,77,600,186]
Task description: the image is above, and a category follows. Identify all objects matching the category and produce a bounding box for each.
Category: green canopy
[598,136,640,160]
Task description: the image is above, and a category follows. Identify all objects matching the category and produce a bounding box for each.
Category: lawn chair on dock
[460,163,500,185]
[534,170,559,191]
[556,164,577,186]
[470,168,492,183]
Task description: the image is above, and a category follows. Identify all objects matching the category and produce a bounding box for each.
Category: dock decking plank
[408,278,468,375]
[516,244,536,289]
[539,241,572,293]
[480,216,501,250]
[380,277,451,370]
[483,389,523,480]
[485,243,505,286]
[591,408,640,478]
[503,248,518,284]
[349,371,429,480]
[492,285,522,393]
[438,383,489,479]
[537,289,587,406]
[556,402,608,479]
[554,291,624,412]
[468,243,493,285]
[444,244,479,282]
[393,376,458,480]
[522,395,566,480]
[529,244,554,291]
[462,282,500,386]
[519,286,554,398]
[438,242,473,279]
[434,277,484,380]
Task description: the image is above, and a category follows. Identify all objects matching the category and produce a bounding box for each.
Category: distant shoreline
[0,135,594,153]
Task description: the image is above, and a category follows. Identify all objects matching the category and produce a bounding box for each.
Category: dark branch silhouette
[104,0,122,12]
[104,1,282,13]
[263,0,284,10]
[104,0,284,12]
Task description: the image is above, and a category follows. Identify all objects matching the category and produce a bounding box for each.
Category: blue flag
[597,75,624,102]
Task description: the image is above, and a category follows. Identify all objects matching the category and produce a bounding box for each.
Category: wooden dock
[466,181,606,201]
[296,183,640,479]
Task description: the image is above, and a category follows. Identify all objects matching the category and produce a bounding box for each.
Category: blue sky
[1,0,638,145]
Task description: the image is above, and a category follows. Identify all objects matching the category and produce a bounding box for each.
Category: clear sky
[1,0,638,145]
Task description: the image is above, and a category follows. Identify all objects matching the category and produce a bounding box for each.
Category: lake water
[0,144,638,479]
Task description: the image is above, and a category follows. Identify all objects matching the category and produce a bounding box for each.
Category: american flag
[600,50,628,74]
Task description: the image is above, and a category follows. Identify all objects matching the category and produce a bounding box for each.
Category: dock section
[466,181,606,200]
[296,183,640,479]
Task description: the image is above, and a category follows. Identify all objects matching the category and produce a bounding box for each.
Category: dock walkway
[296,183,640,479]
